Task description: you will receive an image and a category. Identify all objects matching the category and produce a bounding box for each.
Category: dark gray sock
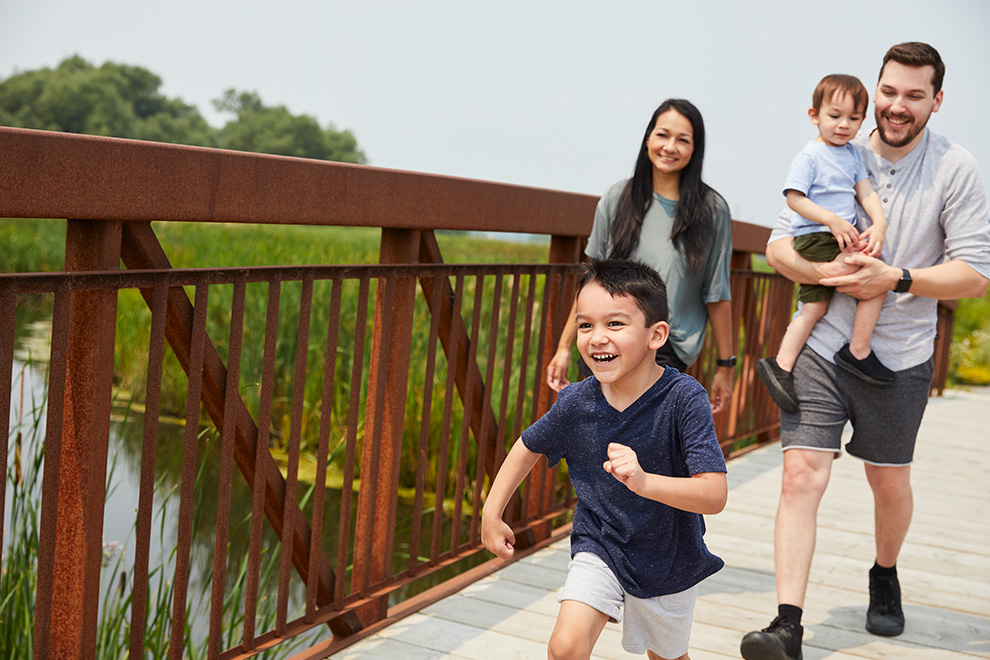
[778,604,803,625]
[871,561,897,578]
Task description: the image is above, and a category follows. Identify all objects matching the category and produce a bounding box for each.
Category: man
[740,42,990,660]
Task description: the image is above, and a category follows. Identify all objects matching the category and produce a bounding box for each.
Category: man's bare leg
[741,447,834,660]
[774,448,835,607]
[865,464,912,566]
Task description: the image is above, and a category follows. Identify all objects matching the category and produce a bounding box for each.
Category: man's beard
[875,110,929,149]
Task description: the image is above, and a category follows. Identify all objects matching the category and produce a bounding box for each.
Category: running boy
[757,74,893,413]
[481,259,727,660]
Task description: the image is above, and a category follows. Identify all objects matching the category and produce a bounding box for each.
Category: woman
[546,98,735,413]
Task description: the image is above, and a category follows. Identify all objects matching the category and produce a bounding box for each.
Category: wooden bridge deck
[330,386,990,659]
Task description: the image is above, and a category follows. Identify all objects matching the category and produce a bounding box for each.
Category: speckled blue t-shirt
[522,367,726,598]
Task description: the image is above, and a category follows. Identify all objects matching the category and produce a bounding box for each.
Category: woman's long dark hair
[609,98,720,273]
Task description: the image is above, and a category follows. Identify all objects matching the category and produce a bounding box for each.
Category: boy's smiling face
[575,282,668,387]
[810,91,866,148]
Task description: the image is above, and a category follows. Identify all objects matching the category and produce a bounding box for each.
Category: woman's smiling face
[644,109,695,179]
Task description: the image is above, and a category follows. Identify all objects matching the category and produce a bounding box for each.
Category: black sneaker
[756,357,799,413]
[741,615,803,660]
[867,571,905,636]
[834,344,896,385]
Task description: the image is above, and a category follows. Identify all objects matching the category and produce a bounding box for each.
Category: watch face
[896,269,912,293]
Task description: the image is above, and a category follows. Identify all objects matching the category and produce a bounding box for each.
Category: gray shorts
[556,552,697,657]
[781,348,933,465]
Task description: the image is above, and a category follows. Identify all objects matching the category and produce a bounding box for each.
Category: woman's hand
[703,300,734,415]
[546,347,572,392]
[709,367,734,414]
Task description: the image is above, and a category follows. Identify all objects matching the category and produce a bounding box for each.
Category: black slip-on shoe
[834,344,896,385]
[756,357,799,413]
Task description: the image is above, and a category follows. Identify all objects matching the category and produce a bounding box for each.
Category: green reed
[1,362,314,658]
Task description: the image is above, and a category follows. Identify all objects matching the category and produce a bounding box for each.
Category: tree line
[0,55,365,163]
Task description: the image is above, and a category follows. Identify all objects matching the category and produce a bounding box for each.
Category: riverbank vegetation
[1,362,318,657]
[3,217,986,387]
[1,218,553,491]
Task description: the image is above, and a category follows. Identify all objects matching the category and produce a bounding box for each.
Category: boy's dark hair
[812,74,870,116]
[576,259,669,326]
[880,42,944,95]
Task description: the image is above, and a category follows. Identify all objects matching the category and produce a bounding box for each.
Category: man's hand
[603,443,647,494]
[766,236,859,285]
[481,513,516,560]
[817,249,864,280]
[819,252,900,299]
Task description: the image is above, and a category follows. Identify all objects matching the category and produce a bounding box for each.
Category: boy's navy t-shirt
[522,367,726,598]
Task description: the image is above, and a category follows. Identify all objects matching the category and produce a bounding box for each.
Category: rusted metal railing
[0,126,952,659]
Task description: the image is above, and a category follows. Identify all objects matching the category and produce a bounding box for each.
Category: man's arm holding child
[822,256,989,300]
[603,443,727,515]
[765,201,858,285]
[481,438,542,560]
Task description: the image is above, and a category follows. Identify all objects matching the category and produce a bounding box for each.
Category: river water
[5,314,176,593]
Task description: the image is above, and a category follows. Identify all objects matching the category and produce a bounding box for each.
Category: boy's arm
[786,189,860,251]
[604,443,727,515]
[481,438,542,559]
[854,179,887,258]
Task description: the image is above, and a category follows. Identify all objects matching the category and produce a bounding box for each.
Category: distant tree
[0,55,216,147]
[213,89,366,163]
[0,57,367,164]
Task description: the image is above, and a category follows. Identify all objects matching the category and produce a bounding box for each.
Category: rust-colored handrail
[0,127,952,659]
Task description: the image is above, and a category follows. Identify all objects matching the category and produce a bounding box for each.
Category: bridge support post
[35,220,121,659]
[350,228,422,630]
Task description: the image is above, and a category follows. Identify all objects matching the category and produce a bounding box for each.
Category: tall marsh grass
[1,362,313,658]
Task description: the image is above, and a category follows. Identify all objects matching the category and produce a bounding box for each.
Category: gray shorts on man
[780,349,934,465]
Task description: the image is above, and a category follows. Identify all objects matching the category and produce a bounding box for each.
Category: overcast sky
[2,0,988,227]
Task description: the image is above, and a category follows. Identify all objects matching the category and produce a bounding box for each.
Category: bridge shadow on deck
[330,387,990,660]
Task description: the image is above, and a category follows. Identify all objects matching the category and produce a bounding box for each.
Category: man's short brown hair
[880,42,945,94]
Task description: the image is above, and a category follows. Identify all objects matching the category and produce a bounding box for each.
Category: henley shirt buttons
[890,169,896,174]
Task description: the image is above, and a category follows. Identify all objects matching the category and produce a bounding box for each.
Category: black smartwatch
[716,356,737,368]
[894,268,912,293]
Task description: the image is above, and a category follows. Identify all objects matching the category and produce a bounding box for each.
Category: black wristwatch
[894,268,912,293]
[716,356,737,368]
